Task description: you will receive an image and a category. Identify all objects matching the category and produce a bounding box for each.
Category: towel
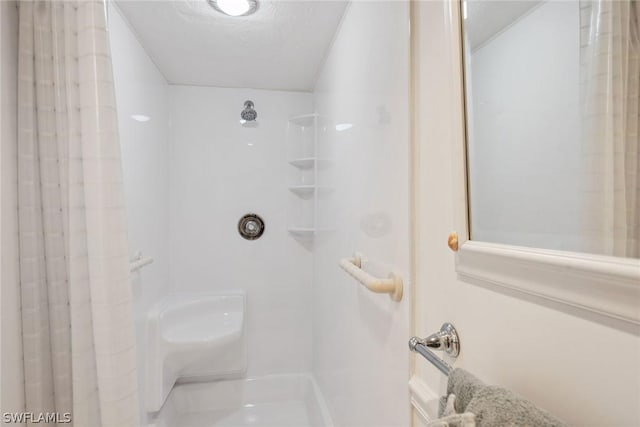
[432,369,566,427]
[426,394,476,427]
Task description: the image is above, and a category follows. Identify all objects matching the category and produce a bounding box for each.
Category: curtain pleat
[17,1,139,426]
[581,0,640,257]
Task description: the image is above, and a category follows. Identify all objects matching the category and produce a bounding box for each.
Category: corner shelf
[287,113,321,241]
[288,157,316,169]
[288,185,334,197]
[288,185,315,196]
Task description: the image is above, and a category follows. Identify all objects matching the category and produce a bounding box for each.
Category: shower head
[241,100,257,122]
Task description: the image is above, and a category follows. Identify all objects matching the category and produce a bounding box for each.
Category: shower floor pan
[149,374,333,427]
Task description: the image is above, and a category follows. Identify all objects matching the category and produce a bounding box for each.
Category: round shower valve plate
[238,214,265,240]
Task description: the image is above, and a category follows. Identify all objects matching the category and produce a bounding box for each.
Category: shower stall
[108,1,410,425]
[0,0,409,423]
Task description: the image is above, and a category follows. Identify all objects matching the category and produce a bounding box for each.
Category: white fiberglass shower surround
[109,1,410,426]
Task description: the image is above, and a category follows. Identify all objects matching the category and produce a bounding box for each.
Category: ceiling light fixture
[208,0,258,17]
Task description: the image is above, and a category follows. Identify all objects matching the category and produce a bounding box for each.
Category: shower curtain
[17,1,139,426]
[581,0,640,257]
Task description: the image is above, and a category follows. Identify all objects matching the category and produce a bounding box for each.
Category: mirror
[461,0,639,258]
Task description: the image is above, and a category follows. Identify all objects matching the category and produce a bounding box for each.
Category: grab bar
[409,323,460,376]
[130,251,154,273]
[339,252,403,301]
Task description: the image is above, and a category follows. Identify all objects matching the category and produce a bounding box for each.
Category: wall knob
[238,214,265,240]
[447,232,459,252]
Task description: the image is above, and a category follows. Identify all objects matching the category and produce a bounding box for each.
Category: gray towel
[427,394,476,427]
[438,368,566,427]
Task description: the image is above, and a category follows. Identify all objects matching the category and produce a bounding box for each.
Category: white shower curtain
[581,0,640,257]
[17,1,139,426]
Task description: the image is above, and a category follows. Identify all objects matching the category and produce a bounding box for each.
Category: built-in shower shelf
[288,158,332,169]
[289,113,319,127]
[288,185,334,197]
[286,112,331,242]
[288,157,315,169]
[288,185,315,196]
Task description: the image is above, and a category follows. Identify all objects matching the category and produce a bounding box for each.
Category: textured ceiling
[465,0,542,50]
[115,0,348,91]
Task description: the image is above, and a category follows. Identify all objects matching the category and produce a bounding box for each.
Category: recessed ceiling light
[208,0,258,17]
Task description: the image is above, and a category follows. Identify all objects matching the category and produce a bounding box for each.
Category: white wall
[1,1,25,423]
[109,4,172,420]
[467,1,583,251]
[312,3,411,426]
[169,86,314,377]
[411,2,640,426]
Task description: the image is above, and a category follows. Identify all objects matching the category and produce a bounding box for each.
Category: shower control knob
[238,214,265,240]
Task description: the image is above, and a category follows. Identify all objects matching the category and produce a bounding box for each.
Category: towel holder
[409,323,460,376]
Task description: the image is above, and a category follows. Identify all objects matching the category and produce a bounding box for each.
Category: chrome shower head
[241,100,257,121]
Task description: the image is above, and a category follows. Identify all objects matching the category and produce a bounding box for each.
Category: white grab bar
[339,252,403,301]
[130,251,154,273]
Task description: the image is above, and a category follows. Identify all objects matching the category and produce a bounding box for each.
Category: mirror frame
[452,0,640,327]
